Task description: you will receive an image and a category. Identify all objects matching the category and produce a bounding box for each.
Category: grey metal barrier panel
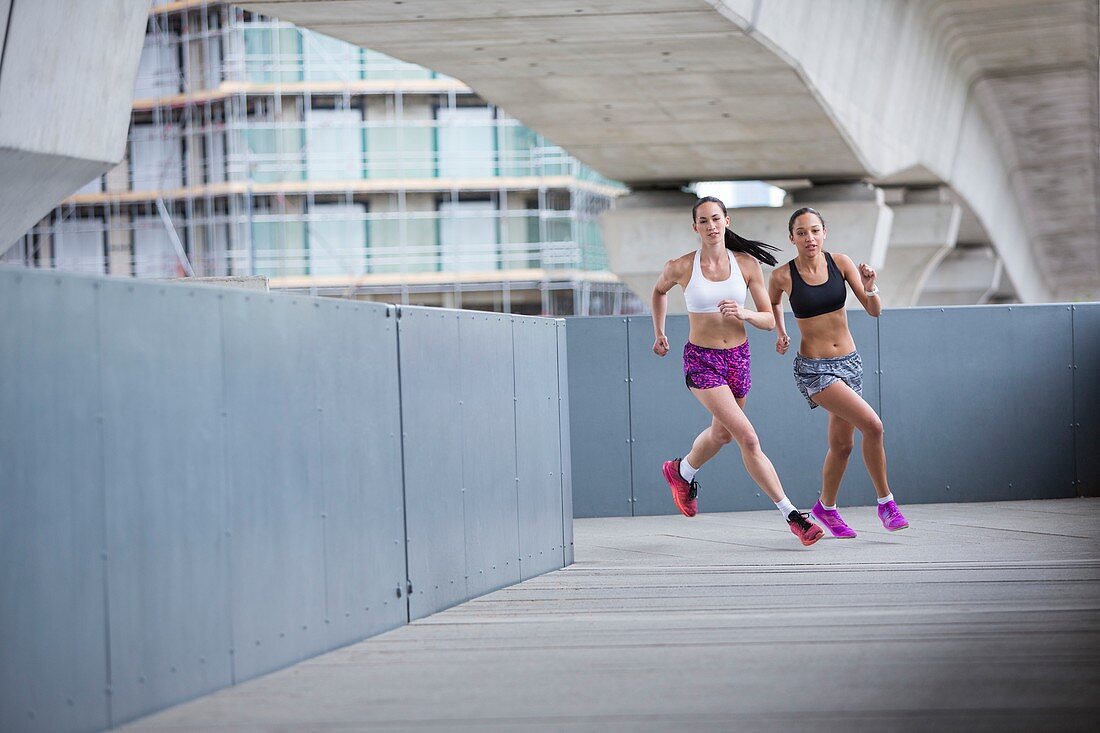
[457,312,522,601]
[625,312,881,516]
[564,317,633,518]
[879,305,1076,503]
[308,299,407,652]
[555,321,575,565]
[221,291,408,682]
[96,279,233,727]
[513,316,568,580]
[398,307,475,619]
[1073,304,1100,497]
[0,269,110,733]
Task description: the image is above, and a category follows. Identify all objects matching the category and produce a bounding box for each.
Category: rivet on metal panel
[170,667,176,673]
[93,283,100,290]
[255,640,261,646]
[321,512,327,518]
[200,657,206,664]
[218,294,223,299]
[280,632,285,637]
[138,675,145,683]
[245,295,250,301]
[100,550,108,559]
[1008,307,1012,311]
[940,308,943,312]
[67,698,75,706]
[314,302,320,308]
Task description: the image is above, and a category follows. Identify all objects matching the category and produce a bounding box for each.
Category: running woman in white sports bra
[651,197,825,546]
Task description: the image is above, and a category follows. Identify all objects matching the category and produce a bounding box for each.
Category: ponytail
[692,195,779,267]
[724,227,779,267]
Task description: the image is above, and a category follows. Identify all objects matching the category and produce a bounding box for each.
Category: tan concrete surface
[121,499,1100,732]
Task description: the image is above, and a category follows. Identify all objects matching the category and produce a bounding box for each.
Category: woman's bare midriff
[688,312,748,350]
[795,309,857,358]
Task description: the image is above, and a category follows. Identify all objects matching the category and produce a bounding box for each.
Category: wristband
[866,285,879,297]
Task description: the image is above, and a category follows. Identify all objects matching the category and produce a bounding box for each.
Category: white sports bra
[684,248,747,314]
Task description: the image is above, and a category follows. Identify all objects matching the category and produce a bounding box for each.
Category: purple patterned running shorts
[682,341,751,397]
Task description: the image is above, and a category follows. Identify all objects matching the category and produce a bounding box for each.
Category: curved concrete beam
[216,2,1100,301]
[0,0,149,252]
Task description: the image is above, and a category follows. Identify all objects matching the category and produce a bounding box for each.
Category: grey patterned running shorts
[793,351,863,409]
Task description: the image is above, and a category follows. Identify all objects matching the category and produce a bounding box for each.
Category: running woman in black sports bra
[767,207,909,537]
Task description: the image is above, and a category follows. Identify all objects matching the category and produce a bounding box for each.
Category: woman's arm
[651,257,685,355]
[836,253,882,317]
[768,265,792,354]
[725,256,775,331]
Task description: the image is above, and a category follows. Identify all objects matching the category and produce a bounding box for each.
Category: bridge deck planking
[121,499,1100,732]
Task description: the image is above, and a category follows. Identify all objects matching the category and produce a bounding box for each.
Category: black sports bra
[788,252,847,319]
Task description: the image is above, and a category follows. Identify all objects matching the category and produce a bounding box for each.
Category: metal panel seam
[624,317,636,516]
[1071,305,1080,497]
[510,318,525,571]
[93,281,115,726]
[393,305,412,621]
[456,314,471,593]
[876,311,884,429]
[216,291,237,685]
[313,309,330,630]
[0,0,15,79]
[554,321,563,563]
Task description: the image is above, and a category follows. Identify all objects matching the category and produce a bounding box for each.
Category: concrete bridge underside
[240,0,1100,306]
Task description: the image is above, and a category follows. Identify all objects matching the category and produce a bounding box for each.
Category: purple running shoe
[811,500,857,539]
[877,500,909,531]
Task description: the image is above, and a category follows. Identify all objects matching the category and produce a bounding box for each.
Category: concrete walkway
[122,499,1100,732]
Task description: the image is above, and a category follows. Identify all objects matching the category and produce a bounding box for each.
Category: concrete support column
[107,210,133,276]
[918,245,1007,306]
[880,190,962,306]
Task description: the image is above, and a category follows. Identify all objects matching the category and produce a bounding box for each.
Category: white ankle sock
[775,497,797,518]
[679,457,698,482]
[877,493,894,505]
[822,502,838,511]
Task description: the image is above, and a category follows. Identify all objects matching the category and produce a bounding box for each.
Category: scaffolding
[11,1,640,316]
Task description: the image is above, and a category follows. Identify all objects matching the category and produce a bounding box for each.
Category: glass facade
[13,2,637,316]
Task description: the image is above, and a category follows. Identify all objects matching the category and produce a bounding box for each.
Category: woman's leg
[821,411,856,506]
[690,387,786,503]
[811,382,890,499]
[684,397,743,469]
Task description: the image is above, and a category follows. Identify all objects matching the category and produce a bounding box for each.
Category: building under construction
[5,1,638,316]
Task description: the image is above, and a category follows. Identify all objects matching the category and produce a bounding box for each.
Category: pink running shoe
[787,511,824,546]
[662,459,697,517]
[877,500,909,531]
[811,500,857,539]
